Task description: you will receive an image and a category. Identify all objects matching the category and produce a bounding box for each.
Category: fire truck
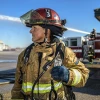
[64,8,100,80]
[63,29,100,60]
[62,8,100,60]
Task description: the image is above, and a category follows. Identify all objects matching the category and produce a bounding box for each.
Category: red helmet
[20,8,67,31]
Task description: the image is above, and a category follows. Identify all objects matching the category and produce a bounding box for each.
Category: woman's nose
[30,29,33,34]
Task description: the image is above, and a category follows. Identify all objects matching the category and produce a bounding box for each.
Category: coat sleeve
[11,51,25,99]
[63,47,89,87]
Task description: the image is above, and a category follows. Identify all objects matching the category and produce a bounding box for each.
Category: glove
[51,66,69,83]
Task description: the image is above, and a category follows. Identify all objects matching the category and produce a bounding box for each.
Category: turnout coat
[11,40,89,100]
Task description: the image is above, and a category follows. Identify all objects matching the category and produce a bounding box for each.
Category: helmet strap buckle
[44,37,48,43]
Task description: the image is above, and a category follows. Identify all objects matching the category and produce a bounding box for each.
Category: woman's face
[30,25,45,42]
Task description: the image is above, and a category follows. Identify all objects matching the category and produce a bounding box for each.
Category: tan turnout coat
[11,41,89,100]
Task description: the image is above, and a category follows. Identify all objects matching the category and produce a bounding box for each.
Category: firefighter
[11,8,89,100]
[90,29,96,39]
[88,45,95,63]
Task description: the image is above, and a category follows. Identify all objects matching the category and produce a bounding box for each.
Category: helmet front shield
[20,9,44,27]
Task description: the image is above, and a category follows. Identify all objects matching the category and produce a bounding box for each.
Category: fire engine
[63,8,100,80]
[63,8,100,60]
[63,29,100,60]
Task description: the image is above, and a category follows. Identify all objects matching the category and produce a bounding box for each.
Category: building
[0,41,4,51]
[0,40,10,51]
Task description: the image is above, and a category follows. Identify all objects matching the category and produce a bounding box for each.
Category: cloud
[0,15,21,22]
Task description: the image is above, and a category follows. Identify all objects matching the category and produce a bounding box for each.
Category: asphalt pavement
[0,50,100,100]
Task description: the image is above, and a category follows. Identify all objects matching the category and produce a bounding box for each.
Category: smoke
[0,15,21,22]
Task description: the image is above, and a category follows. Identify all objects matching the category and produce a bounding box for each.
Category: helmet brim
[20,9,67,31]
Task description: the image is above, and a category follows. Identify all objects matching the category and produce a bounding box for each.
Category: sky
[0,0,100,48]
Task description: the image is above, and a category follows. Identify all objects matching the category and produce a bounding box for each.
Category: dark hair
[40,24,64,37]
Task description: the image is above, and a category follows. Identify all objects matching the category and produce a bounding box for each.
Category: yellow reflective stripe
[71,69,82,86]
[22,82,62,93]
[22,82,52,87]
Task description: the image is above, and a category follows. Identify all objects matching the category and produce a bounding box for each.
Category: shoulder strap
[57,42,65,60]
[42,43,64,71]
[63,85,76,100]
[57,42,76,100]
[23,42,66,69]
[18,43,34,84]
[23,43,34,64]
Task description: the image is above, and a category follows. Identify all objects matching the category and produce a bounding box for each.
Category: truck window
[70,39,77,46]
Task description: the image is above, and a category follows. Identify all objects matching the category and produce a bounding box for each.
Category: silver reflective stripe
[71,69,82,86]
[54,53,62,66]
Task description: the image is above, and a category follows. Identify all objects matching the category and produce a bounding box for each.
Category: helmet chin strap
[38,24,50,44]
[44,28,48,43]
[37,28,48,44]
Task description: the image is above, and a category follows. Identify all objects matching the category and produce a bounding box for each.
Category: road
[0,50,100,100]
